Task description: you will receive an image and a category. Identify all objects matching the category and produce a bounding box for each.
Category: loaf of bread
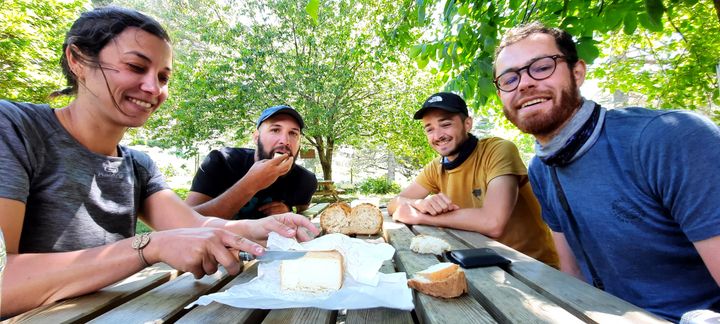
[280,250,344,293]
[407,262,467,298]
[410,235,452,254]
[320,202,382,235]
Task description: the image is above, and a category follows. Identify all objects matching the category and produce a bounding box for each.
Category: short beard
[256,135,298,163]
[504,76,582,137]
[441,133,469,158]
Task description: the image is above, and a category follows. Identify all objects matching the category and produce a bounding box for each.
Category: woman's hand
[143,227,263,278]
[230,213,319,246]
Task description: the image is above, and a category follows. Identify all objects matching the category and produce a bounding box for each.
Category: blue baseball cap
[256,105,305,129]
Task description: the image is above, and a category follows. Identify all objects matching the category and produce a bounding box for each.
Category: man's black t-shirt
[190,148,317,219]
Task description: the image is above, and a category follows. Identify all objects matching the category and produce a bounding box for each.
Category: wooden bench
[301,202,329,219]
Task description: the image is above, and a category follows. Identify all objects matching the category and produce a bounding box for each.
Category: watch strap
[132,233,152,267]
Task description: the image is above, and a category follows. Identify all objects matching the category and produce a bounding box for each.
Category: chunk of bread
[410,235,452,254]
[407,262,467,298]
[280,250,344,293]
[320,202,382,235]
[319,202,353,234]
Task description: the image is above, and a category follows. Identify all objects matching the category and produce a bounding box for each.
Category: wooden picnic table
[313,180,340,200]
[6,207,671,324]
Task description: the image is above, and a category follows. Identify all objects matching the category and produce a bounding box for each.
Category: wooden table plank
[88,266,234,323]
[6,263,178,324]
[396,250,496,324]
[447,229,670,324]
[412,226,583,323]
[380,216,492,323]
[345,260,414,324]
[262,308,336,324]
[383,217,416,253]
[175,262,269,323]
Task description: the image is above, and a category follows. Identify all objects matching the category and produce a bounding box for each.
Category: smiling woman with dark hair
[0,6,318,317]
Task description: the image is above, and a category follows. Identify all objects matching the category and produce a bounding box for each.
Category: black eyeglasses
[494,55,567,92]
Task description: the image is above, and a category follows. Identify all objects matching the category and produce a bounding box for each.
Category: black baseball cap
[413,92,468,119]
[256,105,305,129]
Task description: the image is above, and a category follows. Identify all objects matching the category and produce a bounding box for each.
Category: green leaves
[623,12,638,35]
[590,0,719,116]
[409,44,424,58]
[638,12,663,32]
[645,0,665,28]
[306,0,320,23]
[0,0,86,104]
[576,37,600,63]
[417,0,426,23]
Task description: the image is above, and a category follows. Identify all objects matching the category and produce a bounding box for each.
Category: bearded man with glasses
[493,22,720,322]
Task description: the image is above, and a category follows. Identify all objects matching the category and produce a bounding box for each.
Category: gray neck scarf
[535,99,606,166]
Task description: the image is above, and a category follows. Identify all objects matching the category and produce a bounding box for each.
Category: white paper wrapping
[189,232,414,310]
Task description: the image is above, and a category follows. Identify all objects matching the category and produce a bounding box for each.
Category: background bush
[135,187,191,234]
[357,176,401,195]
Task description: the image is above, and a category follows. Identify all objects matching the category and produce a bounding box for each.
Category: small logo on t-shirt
[103,160,121,174]
[472,188,482,197]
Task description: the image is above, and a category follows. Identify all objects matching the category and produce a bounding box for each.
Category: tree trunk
[386,149,396,182]
[314,136,334,180]
[715,0,720,24]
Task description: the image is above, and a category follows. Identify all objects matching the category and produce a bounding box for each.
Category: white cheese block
[280,250,344,293]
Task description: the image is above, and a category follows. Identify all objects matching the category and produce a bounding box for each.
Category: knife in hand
[238,250,307,262]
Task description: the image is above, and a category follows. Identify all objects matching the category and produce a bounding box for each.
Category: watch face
[132,233,151,249]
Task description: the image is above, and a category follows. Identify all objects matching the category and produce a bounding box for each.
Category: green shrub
[173,188,190,200]
[135,188,188,234]
[357,176,401,195]
[136,220,152,234]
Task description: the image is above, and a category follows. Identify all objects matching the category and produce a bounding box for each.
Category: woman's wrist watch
[132,233,152,267]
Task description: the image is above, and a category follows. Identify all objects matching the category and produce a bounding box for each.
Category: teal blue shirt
[529,107,720,321]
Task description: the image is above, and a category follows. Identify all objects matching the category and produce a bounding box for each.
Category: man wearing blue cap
[186,105,318,220]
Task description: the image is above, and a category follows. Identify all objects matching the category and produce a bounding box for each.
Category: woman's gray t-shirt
[0,100,169,252]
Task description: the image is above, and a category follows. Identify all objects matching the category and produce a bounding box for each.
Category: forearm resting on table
[2,240,144,317]
[416,208,508,238]
[387,196,420,215]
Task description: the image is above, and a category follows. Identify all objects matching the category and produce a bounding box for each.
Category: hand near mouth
[245,155,294,191]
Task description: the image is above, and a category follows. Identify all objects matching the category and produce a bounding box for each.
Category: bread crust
[408,263,468,298]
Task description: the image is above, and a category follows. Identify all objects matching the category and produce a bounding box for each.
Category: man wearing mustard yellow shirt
[388,92,558,267]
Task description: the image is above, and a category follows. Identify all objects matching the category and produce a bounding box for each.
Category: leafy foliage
[113,0,440,179]
[357,176,401,195]
[0,0,88,104]
[590,1,719,119]
[389,0,719,119]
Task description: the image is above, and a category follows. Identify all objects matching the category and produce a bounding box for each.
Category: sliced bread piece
[410,235,452,254]
[407,262,467,298]
[348,203,383,235]
[280,250,344,293]
[319,202,353,234]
